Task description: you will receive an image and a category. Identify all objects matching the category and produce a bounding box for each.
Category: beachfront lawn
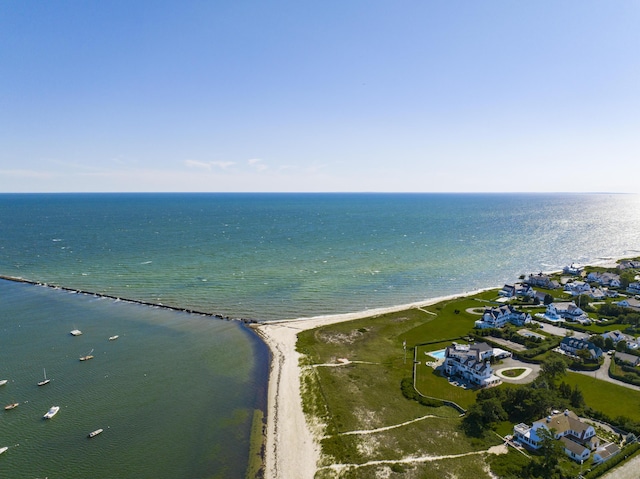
[298,296,505,478]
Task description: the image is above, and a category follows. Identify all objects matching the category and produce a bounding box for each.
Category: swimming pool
[427,349,446,360]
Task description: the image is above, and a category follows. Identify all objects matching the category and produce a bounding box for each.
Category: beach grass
[297,295,504,478]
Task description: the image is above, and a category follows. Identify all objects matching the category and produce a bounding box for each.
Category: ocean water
[2,193,640,321]
[1,192,640,478]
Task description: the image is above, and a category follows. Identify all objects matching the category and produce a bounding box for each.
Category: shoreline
[1,257,629,478]
[250,256,628,478]
[250,289,497,479]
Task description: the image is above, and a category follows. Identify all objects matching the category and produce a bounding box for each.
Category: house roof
[596,443,621,460]
[560,437,590,456]
[615,351,640,365]
[534,410,590,436]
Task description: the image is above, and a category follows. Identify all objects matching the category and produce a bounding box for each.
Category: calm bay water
[1,192,640,478]
[0,279,267,479]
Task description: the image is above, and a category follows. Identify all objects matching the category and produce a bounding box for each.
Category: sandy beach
[252,292,480,479]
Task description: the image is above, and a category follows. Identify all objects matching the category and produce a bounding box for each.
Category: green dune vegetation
[296,272,640,479]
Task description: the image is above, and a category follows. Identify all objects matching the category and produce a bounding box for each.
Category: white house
[546,302,589,323]
[586,272,621,288]
[561,436,591,463]
[563,264,584,276]
[560,337,603,359]
[564,281,593,296]
[513,410,598,462]
[592,443,621,465]
[526,273,559,290]
[627,282,640,295]
[474,305,532,329]
[515,283,536,298]
[614,351,640,366]
[619,260,640,271]
[618,298,640,312]
[602,330,638,350]
[499,283,535,298]
[442,342,501,388]
[499,284,516,298]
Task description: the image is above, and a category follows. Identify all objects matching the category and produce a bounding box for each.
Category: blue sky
[1,1,639,193]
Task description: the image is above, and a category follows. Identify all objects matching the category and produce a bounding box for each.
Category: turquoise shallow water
[1,192,639,477]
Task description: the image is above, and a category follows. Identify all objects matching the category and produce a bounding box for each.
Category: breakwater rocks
[0,274,258,324]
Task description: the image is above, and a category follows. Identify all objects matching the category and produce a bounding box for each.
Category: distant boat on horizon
[43,405,59,419]
[37,368,50,386]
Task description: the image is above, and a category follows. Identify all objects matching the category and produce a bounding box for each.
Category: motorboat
[0,380,7,386]
[88,428,104,438]
[0,446,7,455]
[43,406,60,419]
[70,329,83,336]
[108,335,119,341]
[79,349,94,361]
[37,368,50,386]
[4,403,19,410]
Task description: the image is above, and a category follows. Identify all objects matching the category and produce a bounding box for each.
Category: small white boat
[37,368,50,386]
[88,428,104,438]
[43,406,60,419]
[0,446,7,455]
[0,380,7,386]
[4,402,19,410]
[70,329,83,336]
[108,335,119,341]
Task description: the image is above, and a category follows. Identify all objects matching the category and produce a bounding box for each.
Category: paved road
[571,354,640,392]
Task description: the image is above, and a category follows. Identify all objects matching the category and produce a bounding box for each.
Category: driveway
[494,357,541,384]
[531,320,590,339]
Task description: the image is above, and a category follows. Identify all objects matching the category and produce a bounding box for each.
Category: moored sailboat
[79,349,94,361]
[37,368,50,386]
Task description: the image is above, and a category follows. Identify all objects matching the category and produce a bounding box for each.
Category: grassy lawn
[295,289,640,478]
[564,372,640,422]
[297,296,504,478]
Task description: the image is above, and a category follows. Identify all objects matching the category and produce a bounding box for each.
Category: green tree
[540,356,567,387]
[570,385,585,408]
[616,340,628,352]
[591,334,605,349]
[604,337,615,351]
[461,403,485,437]
[544,294,554,306]
[537,426,565,476]
[480,396,508,425]
[620,270,637,289]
